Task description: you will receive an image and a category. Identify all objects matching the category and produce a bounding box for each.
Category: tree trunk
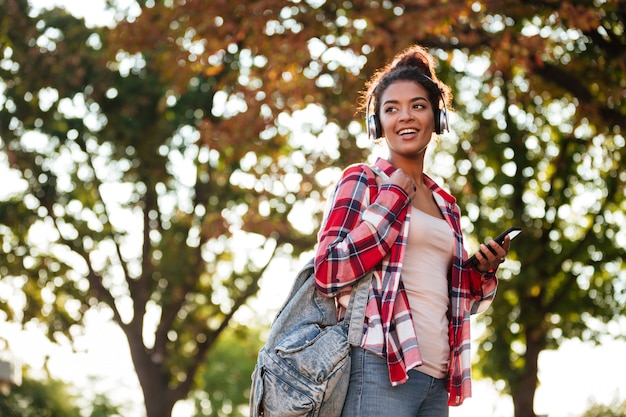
[140,368,177,417]
[124,326,178,417]
[511,327,544,417]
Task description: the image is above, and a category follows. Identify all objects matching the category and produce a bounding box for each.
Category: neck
[387,154,426,186]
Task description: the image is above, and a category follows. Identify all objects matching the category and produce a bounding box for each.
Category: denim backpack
[249,259,370,417]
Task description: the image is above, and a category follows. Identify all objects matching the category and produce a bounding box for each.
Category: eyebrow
[382,96,429,106]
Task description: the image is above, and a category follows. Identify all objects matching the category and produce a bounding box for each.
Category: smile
[398,128,418,136]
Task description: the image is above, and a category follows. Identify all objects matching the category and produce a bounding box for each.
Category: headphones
[366,75,449,139]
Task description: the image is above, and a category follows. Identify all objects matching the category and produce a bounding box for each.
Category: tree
[1,1,624,417]
[0,1,361,416]
[442,4,626,417]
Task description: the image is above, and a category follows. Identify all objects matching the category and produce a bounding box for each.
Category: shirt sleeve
[467,263,499,314]
[314,164,410,297]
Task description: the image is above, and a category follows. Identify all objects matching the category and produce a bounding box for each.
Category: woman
[314,45,510,417]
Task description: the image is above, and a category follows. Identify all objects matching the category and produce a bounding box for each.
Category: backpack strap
[343,163,387,345]
[368,164,389,181]
[345,273,370,345]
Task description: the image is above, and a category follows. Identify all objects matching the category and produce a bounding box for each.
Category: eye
[413,103,427,110]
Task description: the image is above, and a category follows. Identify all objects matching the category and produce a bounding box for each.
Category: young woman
[314,45,510,417]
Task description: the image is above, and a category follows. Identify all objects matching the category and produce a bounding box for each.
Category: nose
[398,106,413,121]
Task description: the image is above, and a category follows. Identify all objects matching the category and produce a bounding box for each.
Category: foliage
[449,3,626,416]
[189,325,264,417]
[0,376,80,417]
[579,398,626,417]
[0,369,121,417]
[0,0,354,415]
[0,1,624,417]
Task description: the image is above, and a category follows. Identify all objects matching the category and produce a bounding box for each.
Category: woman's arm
[314,164,410,297]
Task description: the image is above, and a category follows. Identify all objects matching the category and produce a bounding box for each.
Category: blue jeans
[341,347,449,417]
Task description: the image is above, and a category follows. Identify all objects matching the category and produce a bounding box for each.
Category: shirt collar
[373,157,456,205]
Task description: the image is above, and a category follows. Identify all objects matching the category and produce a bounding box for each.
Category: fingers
[475,236,510,272]
[501,235,511,252]
[387,169,416,199]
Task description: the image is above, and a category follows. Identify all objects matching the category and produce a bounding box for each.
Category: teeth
[399,129,416,135]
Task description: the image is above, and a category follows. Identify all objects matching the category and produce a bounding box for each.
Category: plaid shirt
[314,158,498,406]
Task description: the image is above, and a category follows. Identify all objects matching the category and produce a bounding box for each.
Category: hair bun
[393,50,433,78]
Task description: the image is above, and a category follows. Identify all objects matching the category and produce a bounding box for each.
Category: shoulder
[330,163,376,202]
[343,162,373,176]
[337,163,375,185]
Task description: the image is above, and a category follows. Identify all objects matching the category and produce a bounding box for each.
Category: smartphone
[462,226,521,268]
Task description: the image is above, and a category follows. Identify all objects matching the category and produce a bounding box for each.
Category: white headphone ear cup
[437,88,449,134]
[367,114,382,140]
[438,110,449,134]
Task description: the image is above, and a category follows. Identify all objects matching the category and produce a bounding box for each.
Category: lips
[398,128,418,136]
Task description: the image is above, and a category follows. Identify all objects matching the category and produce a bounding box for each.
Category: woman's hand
[379,168,417,200]
[474,235,511,273]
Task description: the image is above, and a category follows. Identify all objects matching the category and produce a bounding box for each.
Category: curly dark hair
[360,45,453,121]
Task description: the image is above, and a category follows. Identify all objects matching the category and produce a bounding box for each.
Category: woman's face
[378,80,435,159]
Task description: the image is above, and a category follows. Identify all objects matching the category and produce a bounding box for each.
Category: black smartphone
[462,226,521,268]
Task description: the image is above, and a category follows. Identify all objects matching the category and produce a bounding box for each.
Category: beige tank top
[402,205,454,379]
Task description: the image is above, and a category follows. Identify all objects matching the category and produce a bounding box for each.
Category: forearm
[315,178,409,296]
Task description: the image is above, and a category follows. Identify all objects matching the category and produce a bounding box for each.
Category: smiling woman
[313,44,510,417]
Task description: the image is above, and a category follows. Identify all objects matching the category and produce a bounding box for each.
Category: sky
[3,1,625,416]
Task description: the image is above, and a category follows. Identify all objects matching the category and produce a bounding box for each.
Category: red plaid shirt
[314,158,498,406]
